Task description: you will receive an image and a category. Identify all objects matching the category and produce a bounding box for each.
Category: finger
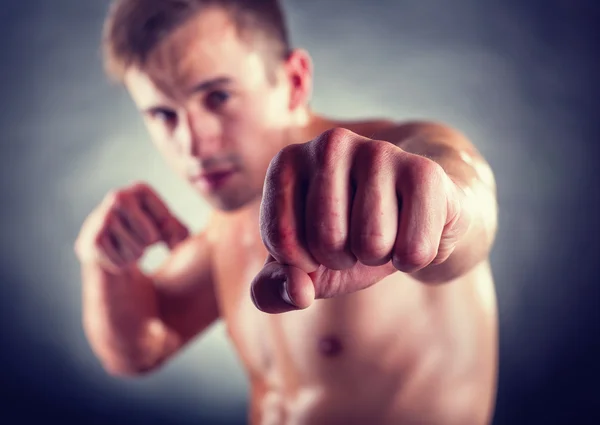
[431,180,470,265]
[116,197,161,247]
[108,214,144,263]
[305,157,356,271]
[304,129,359,270]
[250,254,315,314]
[393,157,446,273]
[161,217,190,250]
[97,231,126,269]
[350,142,398,266]
[134,184,171,224]
[260,145,319,273]
[114,205,153,247]
[136,185,189,249]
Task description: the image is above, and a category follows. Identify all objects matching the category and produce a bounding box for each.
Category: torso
[207,119,498,425]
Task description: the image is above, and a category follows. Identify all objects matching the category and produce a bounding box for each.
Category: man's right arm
[76,183,221,377]
[82,231,220,377]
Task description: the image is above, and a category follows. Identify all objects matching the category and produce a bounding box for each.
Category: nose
[175,110,223,159]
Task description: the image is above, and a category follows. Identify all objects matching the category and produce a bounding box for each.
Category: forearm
[81,263,181,375]
[384,121,498,283]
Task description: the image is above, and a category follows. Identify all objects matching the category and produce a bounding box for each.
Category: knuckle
[313,127,351,167]
[265,145,299,188]
[413,157,444,184]
[427,160,445,181]
[358,140,393,166]
[320,126,353,142]
[99,211,116,233]
[280,142,302,158]
[93,232,105,248]
[402,156,429,183]
[270,144,297,170]
[268,148,285,170]
[394,241,436,270]
[104,189,128,206]
[91,232,110,256]
[355,232,392,262]
[76,216,106,256]
[262,220,297,260]
[316,227,347,254]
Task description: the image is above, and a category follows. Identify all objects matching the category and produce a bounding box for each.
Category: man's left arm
[250,121,499,314]
[376,121,499,284]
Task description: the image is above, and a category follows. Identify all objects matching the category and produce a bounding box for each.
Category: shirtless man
[75,1,499,424]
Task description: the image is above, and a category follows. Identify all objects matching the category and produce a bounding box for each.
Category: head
[102,0,314,211]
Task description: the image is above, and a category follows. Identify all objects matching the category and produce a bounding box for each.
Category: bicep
[150,232,220,345]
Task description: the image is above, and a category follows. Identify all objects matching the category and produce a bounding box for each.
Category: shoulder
[373,119,469,142]
[335,118,396,138]
[336,118,467,143]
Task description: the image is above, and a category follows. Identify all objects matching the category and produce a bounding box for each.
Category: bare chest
[210,207,495,374]
[211,219,271,375]
[209,216,427,389]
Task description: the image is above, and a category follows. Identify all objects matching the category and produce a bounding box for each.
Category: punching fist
[75,182,189,273]
[251,127,471,314]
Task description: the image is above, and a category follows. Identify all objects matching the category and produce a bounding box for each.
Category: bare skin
[77,8,498,425]
[208,120,497,425]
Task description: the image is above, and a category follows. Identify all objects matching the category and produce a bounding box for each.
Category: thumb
[250,254,315,314]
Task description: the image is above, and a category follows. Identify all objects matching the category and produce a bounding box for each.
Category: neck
[287,108,336,146]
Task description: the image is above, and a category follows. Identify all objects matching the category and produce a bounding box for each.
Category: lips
[191,169,236,190]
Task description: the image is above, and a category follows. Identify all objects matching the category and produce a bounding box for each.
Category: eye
[148,108,178,126]
[205,90,230,110]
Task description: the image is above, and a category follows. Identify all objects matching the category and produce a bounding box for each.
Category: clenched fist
[250,127,471,314]
[75,182,189,273]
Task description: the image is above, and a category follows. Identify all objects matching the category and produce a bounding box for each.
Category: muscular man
[75,1,499,424]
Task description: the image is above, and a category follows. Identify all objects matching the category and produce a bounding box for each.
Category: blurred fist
[74,182,189,273]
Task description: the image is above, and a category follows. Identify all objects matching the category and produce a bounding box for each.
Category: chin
[205,189,259,212]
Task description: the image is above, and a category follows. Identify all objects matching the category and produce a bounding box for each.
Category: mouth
[190,169,237,191]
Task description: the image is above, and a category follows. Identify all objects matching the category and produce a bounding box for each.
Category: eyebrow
[140,76,234,114]
[142,106,175,115]
[187,76,233,95]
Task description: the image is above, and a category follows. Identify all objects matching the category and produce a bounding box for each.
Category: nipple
[318,335,343,358]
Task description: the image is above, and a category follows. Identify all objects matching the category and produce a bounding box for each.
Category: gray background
[1,0,598,424]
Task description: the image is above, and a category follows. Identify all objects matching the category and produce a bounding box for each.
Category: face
[124,8,311,211]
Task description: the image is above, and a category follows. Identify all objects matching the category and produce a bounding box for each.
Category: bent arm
[376,121,498,283]
[82,231,220,376]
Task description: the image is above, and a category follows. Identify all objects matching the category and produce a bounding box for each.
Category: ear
[284,49,313,111]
